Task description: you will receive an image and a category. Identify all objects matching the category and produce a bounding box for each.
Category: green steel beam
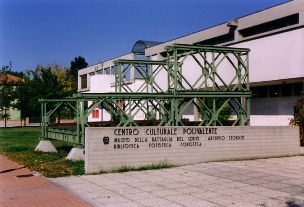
[72,92,251,99]
[114,59,167,65]
[165,44,250,53]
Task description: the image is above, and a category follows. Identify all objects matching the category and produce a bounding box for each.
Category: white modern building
[78,0,304,126]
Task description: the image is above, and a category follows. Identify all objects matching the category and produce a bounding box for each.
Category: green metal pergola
[40,44,251,146]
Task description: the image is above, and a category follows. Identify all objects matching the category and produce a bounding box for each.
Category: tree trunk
[4,109,7,128]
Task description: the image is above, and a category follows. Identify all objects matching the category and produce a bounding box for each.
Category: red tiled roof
[0,74,21,84]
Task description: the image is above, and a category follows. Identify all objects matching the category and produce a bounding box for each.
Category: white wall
[233,29,304,83]
[250,115,293,126]
[86,75,115,122]
[86,75,148,122]
[149,29,304,88]
[87,74,115,93]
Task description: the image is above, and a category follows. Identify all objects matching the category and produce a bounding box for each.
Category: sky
[0,0,288,72]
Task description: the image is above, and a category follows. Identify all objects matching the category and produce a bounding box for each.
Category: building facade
[78,0,304,126]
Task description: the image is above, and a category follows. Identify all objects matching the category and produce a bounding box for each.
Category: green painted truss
[40,44,251,146]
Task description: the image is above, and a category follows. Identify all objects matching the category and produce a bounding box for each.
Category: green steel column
[246,52,250,126]
[212,98,216,126]
[246,97,250,126]
[204,52,208,89]
[114,64,117,92]
[76,99,80,145]
[80,99,85,146]
[43,102,47,139]
[211,51,216,96]
[40,101,44,139]
[237,53,242,90]
[173,48,179,126]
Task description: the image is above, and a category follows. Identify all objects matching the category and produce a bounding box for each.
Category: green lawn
[0,127,84,177]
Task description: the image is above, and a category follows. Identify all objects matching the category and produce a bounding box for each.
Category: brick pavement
[0,155,91,207]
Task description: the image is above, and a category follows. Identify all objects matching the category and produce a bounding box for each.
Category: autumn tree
[0,66,15,127]
[14,64,74,125]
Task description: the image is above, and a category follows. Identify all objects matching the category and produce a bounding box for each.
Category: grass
[112,162,174,173]
[0,127,175,177]
[0,127,84,177]
[94,161,175,174]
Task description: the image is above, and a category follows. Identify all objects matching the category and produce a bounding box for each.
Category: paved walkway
[51,156,304,207]
[0,155,91,207]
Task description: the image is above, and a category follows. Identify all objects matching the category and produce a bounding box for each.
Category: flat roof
[145,0,304,56]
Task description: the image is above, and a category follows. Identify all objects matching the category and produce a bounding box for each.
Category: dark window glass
[104,67,110,75]
[256,86,268,98]
[281,84,292,96]
[251,87,257,98]
[80,75,87,89]
[239,14,299,37]
[196,32,234,45]
[269,85,280,97]
[96,69,103,74]
[294,82,303,96]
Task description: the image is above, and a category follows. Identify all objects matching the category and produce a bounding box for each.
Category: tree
[290,91,304,145]
[70,56,88,92]
[198,98,232,125]
[14,65,74,125]
[0,66,15,127]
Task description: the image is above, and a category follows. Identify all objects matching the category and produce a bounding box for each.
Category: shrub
[290,91,304,146]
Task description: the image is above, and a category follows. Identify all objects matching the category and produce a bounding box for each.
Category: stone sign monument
[85,126,300,173]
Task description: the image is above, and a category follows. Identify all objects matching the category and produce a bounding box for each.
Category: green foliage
[14,65,74,122]
[290,91,304,146]
[0,66,16,127]
[199,98,232,125]
[70,56,88,92]
[0,127,85,177]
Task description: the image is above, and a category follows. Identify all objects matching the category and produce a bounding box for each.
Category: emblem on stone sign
[103,136,110,145]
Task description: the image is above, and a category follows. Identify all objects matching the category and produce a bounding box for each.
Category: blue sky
[0,0,287,72]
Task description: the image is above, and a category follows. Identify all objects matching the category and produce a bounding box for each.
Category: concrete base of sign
[300,147,304,155]
[35,140,58,153]
[66,148,85,161]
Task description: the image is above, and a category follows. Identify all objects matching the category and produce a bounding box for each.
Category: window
[251,88,257,98]
[281,84,292,97]
[104,67,110,75]
[92,109,99,118]
[196,32,234,45]
[252,82,303,98]
[256,86,268,98]
[239,14,299,37]
[96,69,103,74]
[80,74,87,89]
[269,85,280,97]
[294,82,303,96]
[111,66,115,74]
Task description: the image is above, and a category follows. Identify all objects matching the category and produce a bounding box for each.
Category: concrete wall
[85,75,115,122]
[233,28,304,83]
[78,53,135,92]
[85,126,300,173]
[149,29,304,89]
[250,115,293,126]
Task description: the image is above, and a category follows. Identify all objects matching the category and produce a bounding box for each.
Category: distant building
[78,0,304,126]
